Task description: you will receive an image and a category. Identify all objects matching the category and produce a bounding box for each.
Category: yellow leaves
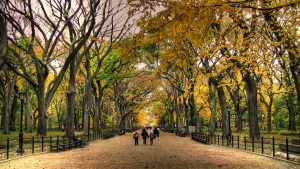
[137,109,149,125]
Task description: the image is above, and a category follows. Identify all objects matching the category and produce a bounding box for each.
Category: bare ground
[0,132,299,169]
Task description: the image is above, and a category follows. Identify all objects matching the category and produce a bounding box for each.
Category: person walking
[149,130,155,145]
[141,127,149,145]
[133,130,139,146]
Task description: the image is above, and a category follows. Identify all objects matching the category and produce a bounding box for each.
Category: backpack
[150,132,154,139]
[133,132,139,138]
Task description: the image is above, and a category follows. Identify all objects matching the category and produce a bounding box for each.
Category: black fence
[191,133,300,163]
[0,129,116,162]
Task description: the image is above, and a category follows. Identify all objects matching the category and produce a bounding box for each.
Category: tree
[0,12,7,67]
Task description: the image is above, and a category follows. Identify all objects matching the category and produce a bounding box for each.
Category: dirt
[0,132,299,169]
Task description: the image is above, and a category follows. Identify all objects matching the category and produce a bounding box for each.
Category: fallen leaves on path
[0,132,299,169]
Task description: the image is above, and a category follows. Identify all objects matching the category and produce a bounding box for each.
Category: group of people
[132,126,160,146]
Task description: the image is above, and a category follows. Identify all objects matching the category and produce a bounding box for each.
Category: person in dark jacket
[141,127,149,145]
[73,135,84,147]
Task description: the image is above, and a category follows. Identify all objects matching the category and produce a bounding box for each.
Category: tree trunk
[34,64,48,136]
[210,78,229,136]
[37,98,47,136]
[209,79,217,135]
[83,82,91,133]
[216,86,230,137]
[290,67,300,132]
[119,113,127,130]
[9,90,18,131]
[168,107,174,132]
[83,51,92,133]
[58,114,62,130]
[0,13,7,67]
[65,58,76,137]
[188,83,197,127]
[266,95,273,132]
[183,96,189,132]
[227,84,243,132]
[94,94,100,132]
[36,83,47,136]
[1,70,16,133]
[178,96,183,130]
[32,109,38,129]
[287,91,296,130]
[235,88,243,132]
[25,88,32,132]
[243,72,260,138]
[94,81,105,132]
[173,90,180,133]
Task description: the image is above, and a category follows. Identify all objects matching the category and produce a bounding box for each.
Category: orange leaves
[33,46,43,58]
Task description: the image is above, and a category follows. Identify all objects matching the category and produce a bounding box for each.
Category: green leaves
[96,50,126,82]
[18,36,34,50]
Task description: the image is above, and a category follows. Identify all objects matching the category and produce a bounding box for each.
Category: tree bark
[9,88,18,131]
[287,91,296,130]
[1,71,17,133]
[188,83,197,127]
[0,13,7,67]
[216,86,230,137]
[183,95,189,132]
[168,105,174,132]
[243,72,260,138]
[266,95,273,132]
[227,85,243,132]
[65,58,76,137]
[25,87,32,132]
[209,79,217,135]
[83,55,91,134]
[93,81,105,132]
[210,78,230,136]
[173,89,180,133]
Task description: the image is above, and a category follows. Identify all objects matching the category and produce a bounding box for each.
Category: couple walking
[133,127,155,146]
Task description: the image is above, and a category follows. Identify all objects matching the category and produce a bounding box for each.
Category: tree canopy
[0,0,299,138]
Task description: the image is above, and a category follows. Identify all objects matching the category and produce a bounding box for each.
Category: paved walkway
[0,132,299,169]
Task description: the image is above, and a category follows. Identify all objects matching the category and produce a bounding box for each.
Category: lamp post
[17,91,25,154]
[88,113,90,142]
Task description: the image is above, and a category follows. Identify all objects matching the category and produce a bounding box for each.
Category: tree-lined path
[0,132,298,169]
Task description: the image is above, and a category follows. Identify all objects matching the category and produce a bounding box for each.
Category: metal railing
[0,129,116,162]
[191,133,299,163]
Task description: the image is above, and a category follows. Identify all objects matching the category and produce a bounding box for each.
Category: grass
[0,131,66,142]
[209,129,300,140]
[0,130,90,142]
[0,128,113,142]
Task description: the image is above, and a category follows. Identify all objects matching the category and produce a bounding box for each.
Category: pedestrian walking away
[149,130,155,145]
[133,130,139,146]
[141,127,149,145]
[156,127,160,138]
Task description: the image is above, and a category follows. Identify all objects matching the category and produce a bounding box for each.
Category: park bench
[118,129,125,135]
[50,137,69,152]
[50,136,87,152]
[103,133,114,139]
[192,133,210,144]
[279,138,300,155]
[176,131,187,137]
